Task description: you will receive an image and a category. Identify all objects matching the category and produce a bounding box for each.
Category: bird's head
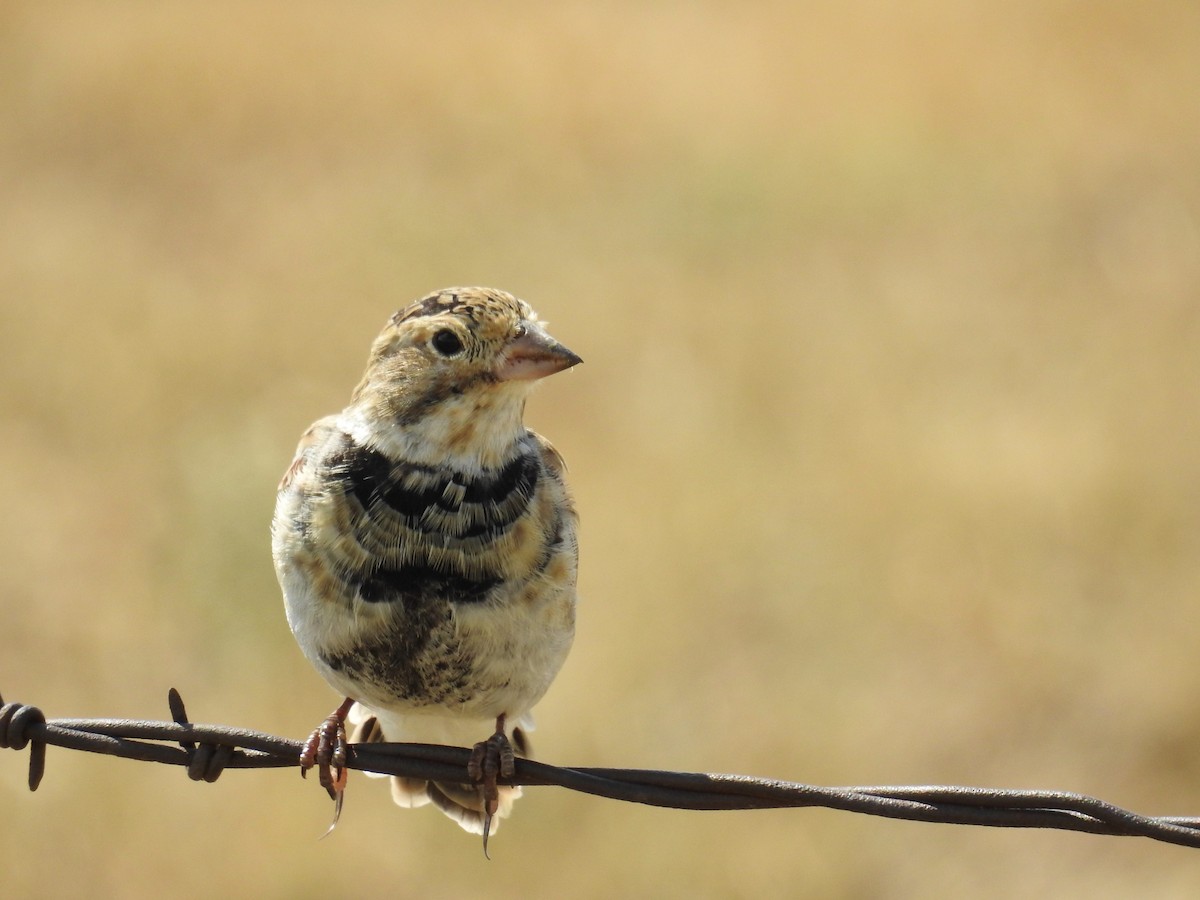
[348,287,581,467]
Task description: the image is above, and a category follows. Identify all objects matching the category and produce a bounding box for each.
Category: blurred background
[2,1,1199,896]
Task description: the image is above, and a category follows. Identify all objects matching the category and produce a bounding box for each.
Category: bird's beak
[495,322,582,382]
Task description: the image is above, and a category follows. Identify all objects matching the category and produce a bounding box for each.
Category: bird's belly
[290,574,575,723]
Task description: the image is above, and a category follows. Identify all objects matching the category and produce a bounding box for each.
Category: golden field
[2,2,1199,896]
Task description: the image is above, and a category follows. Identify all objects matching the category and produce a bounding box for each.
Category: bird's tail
[346,703,528,836]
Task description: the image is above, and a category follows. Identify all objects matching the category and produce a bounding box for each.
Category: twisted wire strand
[3,689,1198,849]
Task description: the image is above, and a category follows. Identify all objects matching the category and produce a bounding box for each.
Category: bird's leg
[468,713,515,856]
[300,697,355,826]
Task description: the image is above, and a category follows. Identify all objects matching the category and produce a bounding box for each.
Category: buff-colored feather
[272,288,580,842]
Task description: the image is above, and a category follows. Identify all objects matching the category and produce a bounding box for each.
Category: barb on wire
[3,688,1199,850]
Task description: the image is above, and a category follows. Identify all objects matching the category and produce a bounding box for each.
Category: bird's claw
[300,698,354,830]
[468,714,514,858]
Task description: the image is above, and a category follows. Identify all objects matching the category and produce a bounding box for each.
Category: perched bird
[272,287,580,845]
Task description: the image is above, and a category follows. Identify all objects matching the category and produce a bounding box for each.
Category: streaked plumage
[272,287,580,839]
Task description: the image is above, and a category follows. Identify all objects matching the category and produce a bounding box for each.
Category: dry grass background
[2,1,1199,896]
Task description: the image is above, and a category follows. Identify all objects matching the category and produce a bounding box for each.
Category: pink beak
[495,323,582,382]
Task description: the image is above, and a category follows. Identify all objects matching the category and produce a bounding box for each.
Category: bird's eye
[431,329,464,357]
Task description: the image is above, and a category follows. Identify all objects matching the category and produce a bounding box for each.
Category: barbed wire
[3,688,1199,849]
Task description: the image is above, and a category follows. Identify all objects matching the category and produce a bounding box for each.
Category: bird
[271,287,580,848]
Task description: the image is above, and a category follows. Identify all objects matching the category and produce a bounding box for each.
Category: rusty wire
[3,688,1199,849]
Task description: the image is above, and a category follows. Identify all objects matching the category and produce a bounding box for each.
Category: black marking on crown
[394,292,463,323]
[394,289,513,325]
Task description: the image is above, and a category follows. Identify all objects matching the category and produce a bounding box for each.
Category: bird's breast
[274,425,576,715]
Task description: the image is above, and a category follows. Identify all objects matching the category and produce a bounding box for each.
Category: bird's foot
[468,713,515,858]
[300,697,355,832]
